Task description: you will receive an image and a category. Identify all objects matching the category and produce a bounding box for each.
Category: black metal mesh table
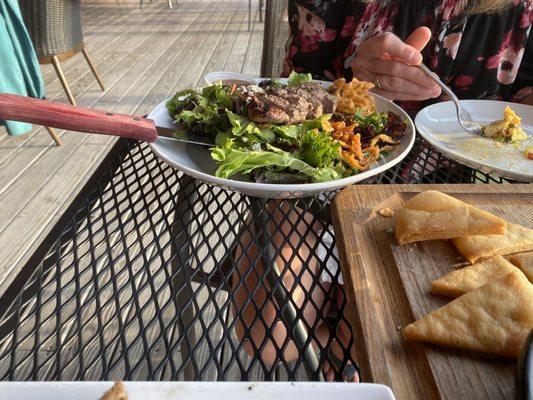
[0,137,511,382]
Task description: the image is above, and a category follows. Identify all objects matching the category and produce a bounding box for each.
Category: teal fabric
[0,0,45,135]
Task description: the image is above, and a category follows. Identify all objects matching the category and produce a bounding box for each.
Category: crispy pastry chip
[404,271,533,358]
[509,252,533,283]
[430,256,519,298]
[100,381,128,400]
[452,222,533,264]
[395,191,506,245]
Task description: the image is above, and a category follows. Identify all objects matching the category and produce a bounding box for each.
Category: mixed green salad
[166,72,406,184]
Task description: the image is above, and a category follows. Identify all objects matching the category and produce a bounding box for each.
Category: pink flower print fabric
[283,0,532,114]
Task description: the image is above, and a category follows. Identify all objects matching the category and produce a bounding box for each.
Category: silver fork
[418,63,484,136]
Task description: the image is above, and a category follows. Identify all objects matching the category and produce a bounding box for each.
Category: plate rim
[0,381,396,400]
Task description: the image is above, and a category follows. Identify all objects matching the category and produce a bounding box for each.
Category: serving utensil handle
[0,93,158,143]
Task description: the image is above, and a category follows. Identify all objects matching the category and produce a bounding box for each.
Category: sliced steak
[292,81,337,115]
[247,92,313,124]
[246,81,337,124]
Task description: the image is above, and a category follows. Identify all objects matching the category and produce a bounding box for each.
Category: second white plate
[0,382,395,400]
[415,100,533,182]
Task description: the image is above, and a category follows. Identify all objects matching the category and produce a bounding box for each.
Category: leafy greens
[287,71,312,87]
[166,83,232,136]
[165,74,402,184]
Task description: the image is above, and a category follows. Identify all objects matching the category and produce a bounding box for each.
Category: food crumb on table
[378,207,395,217]
[100,381,127,400]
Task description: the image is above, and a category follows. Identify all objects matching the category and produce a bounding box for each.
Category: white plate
[415,100,533,182]
[149,87,415,198]
[204,71,255,85]
[204,71,330,89]
[0,382,395,400]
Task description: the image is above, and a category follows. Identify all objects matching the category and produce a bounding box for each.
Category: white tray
[0,381,395,400]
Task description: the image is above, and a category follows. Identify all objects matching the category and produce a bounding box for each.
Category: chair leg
[81,49,105,91]
[51,56,77,106]
[45,126,61,146]
[167,0,172,9]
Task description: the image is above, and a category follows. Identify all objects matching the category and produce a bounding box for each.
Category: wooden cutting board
[331,184,532,400]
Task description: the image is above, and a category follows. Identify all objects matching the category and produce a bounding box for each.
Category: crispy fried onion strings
[329,78,376,115]
[330,121,398,171]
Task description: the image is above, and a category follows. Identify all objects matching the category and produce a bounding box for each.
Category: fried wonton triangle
[404,271,533,358]
[509,252,533,283]
[452,222,533,264]
[431,256,519,298]
[395,190,506,245]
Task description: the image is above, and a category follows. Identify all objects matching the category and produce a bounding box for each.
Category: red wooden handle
[0,93,158,142]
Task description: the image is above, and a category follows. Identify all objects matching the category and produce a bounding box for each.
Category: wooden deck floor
[0,0,264,293]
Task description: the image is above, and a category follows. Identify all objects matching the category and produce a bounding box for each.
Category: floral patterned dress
[283,0,533,113]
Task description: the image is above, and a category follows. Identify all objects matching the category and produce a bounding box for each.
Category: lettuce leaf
[262,170,309,183]
[312,166,346,182]
[303,114,333,132]
[298,128,341,168]
[353,110,388,134]
[226,111,275,144]
[211,145,316,179]
[166,84,232,137]
[287,71,312,87]
[271,124,301,143]
[201,83,233,109]
[166,89,200,118]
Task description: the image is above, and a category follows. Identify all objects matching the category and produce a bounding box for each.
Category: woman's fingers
[362,32,423,65]
[405,26,432,52]
[378,74,440,97]
[350,27,442,101]
[353,58,440,91]
[372,88,439,101]
[353,66,441,100]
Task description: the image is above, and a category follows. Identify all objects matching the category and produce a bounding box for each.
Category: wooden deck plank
[241,10,264,76]
[39,2,163,85]
[223,7,259,75]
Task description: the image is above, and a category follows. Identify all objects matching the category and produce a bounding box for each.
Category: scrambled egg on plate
[482,106,528,143]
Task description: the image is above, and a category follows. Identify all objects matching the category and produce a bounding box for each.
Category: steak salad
[166,72,407,184]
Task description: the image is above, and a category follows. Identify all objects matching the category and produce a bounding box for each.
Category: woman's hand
[350,27,442,101]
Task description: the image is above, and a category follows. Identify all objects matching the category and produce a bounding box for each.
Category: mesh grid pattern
[0,138,512,382]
